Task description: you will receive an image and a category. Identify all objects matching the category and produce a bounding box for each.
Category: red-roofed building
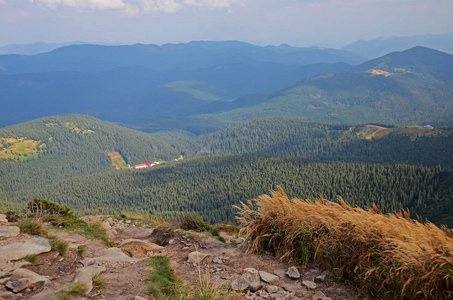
[134,160,154,169]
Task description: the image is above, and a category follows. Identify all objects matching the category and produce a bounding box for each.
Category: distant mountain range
[342,33,453,58]
[0,41,452,132]
[0,41,118,55]
[0,41,363,74]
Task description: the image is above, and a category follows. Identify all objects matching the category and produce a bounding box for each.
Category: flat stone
[5,268,49,293]
[119,239,164,257]
[281,284,299,292]
[315,274,326,283]
[301,280,317,290]
[270,291,293,300]
[312,291,326,300]
[273,268,285,278]
[256,290,269,298]
[259,270,279,283]
[80,247,139,265]
[231,276,249,291]
[187,251,211,263]
[248,280,262,292]
[266,285,279,294]
[212,256,223,264]
[0,271,12,279]
[134,297,147,300]
[285,266,300,279]
[0,226,20,238]
[0,238,51,261]
[0,214,7,224]
[74,265,106,294]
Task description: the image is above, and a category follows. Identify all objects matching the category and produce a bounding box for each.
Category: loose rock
[0,214,7,224]
[259,270,279,283]
[0,226,19,238]
[187,251,211,263]
[301,280,317,290]
[285,266,300,279]
[312,290,326,300]
[5,268,49,293]
[73,265,106,294]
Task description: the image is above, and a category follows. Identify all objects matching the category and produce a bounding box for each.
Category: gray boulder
[73,265,106,294]
[0,226,20,238]
[285,266,300,279]
[259,270,279,283]
[5,268,49,293]
[0,238,51,261]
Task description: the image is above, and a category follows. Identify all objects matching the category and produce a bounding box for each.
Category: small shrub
[92,274,107,291]
[47,235,68,256]
[5,210,19,222]
[78,245,86,257]
[55,282,87,299]
[181,215,211,232]
[24,254,38,264]
[16,219,47,236]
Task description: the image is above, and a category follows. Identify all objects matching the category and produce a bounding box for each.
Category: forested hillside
[153,117,453,167]
[0,114,179,207]
[198,47,453,127]
[5,155,451,227]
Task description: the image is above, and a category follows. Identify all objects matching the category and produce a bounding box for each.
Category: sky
[0,0,452,48]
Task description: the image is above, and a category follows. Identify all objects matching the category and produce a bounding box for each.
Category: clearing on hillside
[108,151,128,169]
[0,137,45,161]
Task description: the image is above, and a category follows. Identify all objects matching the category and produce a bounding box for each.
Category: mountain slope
[201,47,453,126]
[342,33,453,58]
[7,155,452,227]
[0,114,179,207]
[153,117,453,167]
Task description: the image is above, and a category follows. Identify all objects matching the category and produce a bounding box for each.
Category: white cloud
[0,0,7,4]
[31,0,127,10]
[27,0,246,14]
[142,0,182,13]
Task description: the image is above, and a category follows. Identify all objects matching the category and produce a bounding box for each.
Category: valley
[1,36,453,299]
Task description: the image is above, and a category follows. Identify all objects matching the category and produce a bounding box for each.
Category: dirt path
[0,217,364,300]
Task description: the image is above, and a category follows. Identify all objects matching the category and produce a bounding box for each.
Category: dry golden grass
[236,187,453,299]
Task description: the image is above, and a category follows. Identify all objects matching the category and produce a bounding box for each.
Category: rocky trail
[0,214,363,300]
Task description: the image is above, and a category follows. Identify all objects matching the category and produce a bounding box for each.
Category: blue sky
[0,0,452,47]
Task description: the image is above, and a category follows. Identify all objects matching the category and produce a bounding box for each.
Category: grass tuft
[78,245,86,257]
[16,219,47,236]
[92,274,107,291]
[236,187,453,300]
[55,282,87,299]
[145,255,184,299]
[181,215,212,232]
[47,234,68,256]
[24,254,38,264]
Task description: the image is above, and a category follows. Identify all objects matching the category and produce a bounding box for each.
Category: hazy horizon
[1,0,452,48]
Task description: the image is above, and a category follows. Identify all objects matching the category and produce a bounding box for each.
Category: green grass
[47,234,68,256]
[24,254,38,264]
[145,256,185,299]
[55,282,87,300]
[16,219,47,236]
[78,245,86,257]
[92,274,107,291]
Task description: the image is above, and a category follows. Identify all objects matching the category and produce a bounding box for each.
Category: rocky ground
[0,214,365,300]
